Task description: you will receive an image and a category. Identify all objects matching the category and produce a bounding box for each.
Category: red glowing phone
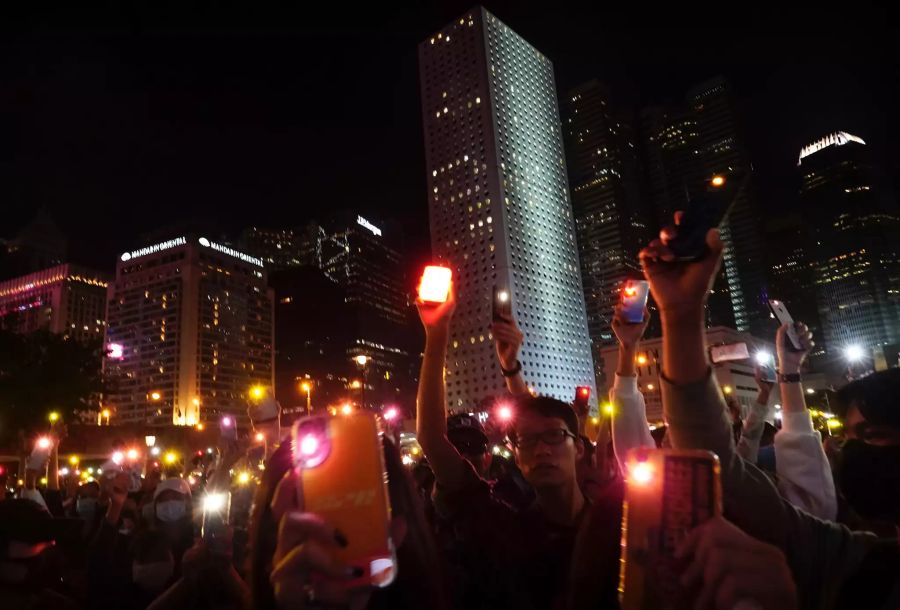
[418,266,452,304]
[620,448,722,609]
[620,280,650,324]
[292,413,396,589]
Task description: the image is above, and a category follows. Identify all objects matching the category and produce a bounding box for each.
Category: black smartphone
[492,286,512,322]
[201,491,232,554]
[667,172,747,261]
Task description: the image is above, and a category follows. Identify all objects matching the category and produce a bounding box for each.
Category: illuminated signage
[798,131,866,165]
[198,237,264,267]
[356,215,382,237]
[120,237,187,262]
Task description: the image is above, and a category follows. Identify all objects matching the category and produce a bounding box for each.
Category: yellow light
[355,355,368,367]
[48,412,60,423]
[102,409,111,418]
[237,472,251,484]
[636,355,648,365]
[329,407,337,416]
[301,381,311,392]
[255,432,265,442]
[341,404,353,416]
[631,462,653,485]
[723,386,733,395]
[164,452,178,465]
[410,446,421,456]
[603,404,614,415]
[40,477,48,485]
[646,384,655,391]
[351,380,362,389]
[250,386,265,400]
[126,448,139,461]
[591,416,600,425]
[17,479,24,486]
[196,423,205,431]
[69,456,79,465]
[150,391,161,401]
[711,175,726,187]
[827,419,842,429]
[192,397,200,406]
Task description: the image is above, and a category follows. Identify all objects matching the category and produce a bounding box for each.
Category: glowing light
[798,131,866,165]
[36,437,51,450]
[59,468,69,476]
[48,412,59,423]
[250,386,265,400]
[102,409,110,418]
[631,462,653,485]
[69,456,79,465]
[151,447,160,456]
[221,416,233,428]
[827,419,842,429]
[383,407,399,421]
[164,452,177,465]
[341,404,353,416]
[206,447,214,455]
[624,285,637,296]
[196,423,205,431]
[410,446,421,456]
[591,417,600,425]
[299,434,320,457]
[402,455,414,466]
[755,351,772,365]
[188,476,196,485]
[145,435,156,447]
[723,386,733,395]
[87,467,95,474]
[711,175,726,187]
[636,355,648,365]
[497,290,509,303]
[355,355,369,367]
[497,405,513,421]
[198,237,264,267]
[126,449,139,461]
[120,237,186,263]
[112,451,124,465]
[40,477,48,485]
[646,384,654,391]
[107,343,124,360]
[844,345,864,363]
[237,472,251,484]
[351,380,362,389]
[300,381,311,392]
[150,391,161,401]
[806,388,815,395]
[603,404,615,415]
[255,432,265,442]
[356,215,382,237]
[418,266,453,303]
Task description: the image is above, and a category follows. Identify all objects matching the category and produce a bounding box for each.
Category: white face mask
[155,500,186,523]
[132,560,174,592]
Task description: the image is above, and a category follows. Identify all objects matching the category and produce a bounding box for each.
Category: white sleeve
[736,399,769,464]
[774,411,838,521]
[610,374,656,468]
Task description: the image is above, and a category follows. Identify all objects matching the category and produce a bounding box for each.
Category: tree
[0,329,104,444]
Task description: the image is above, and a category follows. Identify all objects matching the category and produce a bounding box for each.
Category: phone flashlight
[292,418,331,470]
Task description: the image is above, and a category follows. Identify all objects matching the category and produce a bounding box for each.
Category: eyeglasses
[510,429,576,451]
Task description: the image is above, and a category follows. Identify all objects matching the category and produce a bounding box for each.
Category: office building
[240,226,311,271]
[103,236,274,426]
[419,7,597,411]
[639,77,768,336]
[562,79,651,385]
[0,264,109,342]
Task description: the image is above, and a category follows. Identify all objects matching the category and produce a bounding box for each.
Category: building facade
[0,264,109,342]
[103,236,274,427]
[419,7,597,411]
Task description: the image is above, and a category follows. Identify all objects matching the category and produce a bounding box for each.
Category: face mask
[155,500,186,523]
[132,560,174,592]
[838,439,900,524]
[76,497,98,519]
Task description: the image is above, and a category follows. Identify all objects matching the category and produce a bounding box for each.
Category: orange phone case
[619,448,722,610]
[294,413,397,588]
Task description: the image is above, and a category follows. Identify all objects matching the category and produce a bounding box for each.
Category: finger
[660,225,677,245]
[270,539,351,583]
[271,470,301,522]
[276,511,343,563]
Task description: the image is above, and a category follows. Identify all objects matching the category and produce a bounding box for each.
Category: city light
[351,380,362,389]
[723,386,733,395]
[250,386,265,400]
[646,384,654,391]
[59,468,69,476]
[844,345,864,363]
[255,432,265,443]
[631,462,653,485]
[107,343,124,360]
[636,355,648,365]
[164,452,178,465]
[410,446,421,456]
[69,456,79,465]
[299,434,320,457]
[196,423,205,431]
[150,391,161,401]
[806,388,816,395]
[355,355,368,367]
[300,381,311,393]
[755,351,772,365]
[341,404,353,416]
[126,448,139,461]
[497,405,513,421]
[151,447,161,456]
[48,412,59,423]
[145,435,156,447]
[102,409,110,418]
[417,266,453,303]
[221,416,233,428]
[711,175,726,187]
[36,437,51,450]
[237,472,251,485]
[591,417,600,425]
[112,451,124,465]
[603,404,615,415]
[827,419,843,429]
[383,407,399,421]
[402,455,414,466]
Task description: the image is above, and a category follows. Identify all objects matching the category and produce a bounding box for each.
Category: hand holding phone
[667,172,747,261]
[767,300,803,351]
[619,280,650,324]
[492,286,512,322]
[417,266,452,304]
[27,437,54,471]
[201,492,232,555]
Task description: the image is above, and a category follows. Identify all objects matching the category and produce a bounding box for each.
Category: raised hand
[776,322,813,375]
[491,314,523,371]
[416,281,457,336]
[611,305,650,349]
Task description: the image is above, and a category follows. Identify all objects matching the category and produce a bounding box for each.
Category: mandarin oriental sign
[198,237,264,267]
[120,237,187,262]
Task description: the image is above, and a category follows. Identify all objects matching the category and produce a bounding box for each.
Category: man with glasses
[415,284,621,610]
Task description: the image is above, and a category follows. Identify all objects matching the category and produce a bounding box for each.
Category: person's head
[79,480,100,499]
[833,370,900,525]
[446,413,491,476]
[508,396,583,492]
[75,480,101,520]
[152,478,192,525]
[0,500,64,591]
[131,530,174,594]
[249,438,446,610]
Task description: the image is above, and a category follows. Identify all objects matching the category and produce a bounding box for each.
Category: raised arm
[609,305,655,467]
[491,314,529,396]
[415,284,468,490]
[736,367,773,463]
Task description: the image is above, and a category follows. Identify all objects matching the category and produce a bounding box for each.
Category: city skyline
[1,3,894,277]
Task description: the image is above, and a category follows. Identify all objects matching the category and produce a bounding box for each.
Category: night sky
[1,2,895,273]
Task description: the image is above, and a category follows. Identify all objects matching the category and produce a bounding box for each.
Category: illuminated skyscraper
[103,236,274,426]
[419,7,596,411]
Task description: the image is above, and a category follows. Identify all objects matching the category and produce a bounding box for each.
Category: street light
[101,409,111,426]
[300,381,312,416]
[844,345,864,363]
[145,435,156,447]
[355,355,368,367]
[48,412,60,424]
[150,391,161,401]
[354,355,368,409]
[250,385,265,400]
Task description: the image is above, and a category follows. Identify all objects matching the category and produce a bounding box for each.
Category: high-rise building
[240,226,313,271]
[419,7,597,411]
[562,80,651,385]
[0,209,67,282]
[639,77,769,336]
[796,132,900,360]
[0,264,109,342]
[103,236,274,427]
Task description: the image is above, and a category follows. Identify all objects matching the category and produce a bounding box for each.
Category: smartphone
[667,172,746,261]
[220,415,237,441]
[758,361,777,384]
[492,286,512,322]
[709,342,750,364]
[417,266,452,304]
[201,491,232,555]
[292,413,396,589]
[620,280,650,324]
[620,448,722,609]
[767,300,803,351]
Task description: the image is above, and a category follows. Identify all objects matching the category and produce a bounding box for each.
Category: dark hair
[510,395,579,440]
[834,369,900,427]
[248,436,448,610]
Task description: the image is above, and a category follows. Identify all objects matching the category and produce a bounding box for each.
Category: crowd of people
[2,222,899,609]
